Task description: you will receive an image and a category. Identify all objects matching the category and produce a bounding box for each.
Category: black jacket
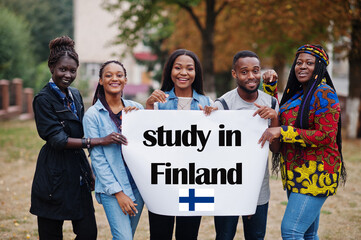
[30,83,93,220]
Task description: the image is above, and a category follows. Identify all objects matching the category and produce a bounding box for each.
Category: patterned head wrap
[296,44,329,66]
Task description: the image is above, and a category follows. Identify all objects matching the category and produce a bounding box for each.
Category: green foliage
[103,0,166,49]
[33,61,51,94]
[32,61,90,97]
[73,77,90,99]
[0,7,35,87]
[0,0,73,90]
[102,0,203,49]
[103,0,205,82]
[103,0,178,83]
[140,15,174,82]
[0,0,73,63]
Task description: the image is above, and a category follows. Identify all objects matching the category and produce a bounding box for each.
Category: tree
[138,14,174,83]
[233,0,361,137]
[345,0,361,138]
[232,0,345,91]
[0,0,74,92]
[0,0,73,62]
[104,0,346,93]
[0,8,35,87]
[103,0,230,94]
[105,0,361,138]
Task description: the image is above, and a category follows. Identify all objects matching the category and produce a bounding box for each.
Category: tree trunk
[201,0,216,97]
[202,33,215,95]
[346,1,361,138]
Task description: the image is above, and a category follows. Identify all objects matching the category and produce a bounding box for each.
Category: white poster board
[122,110,269,216]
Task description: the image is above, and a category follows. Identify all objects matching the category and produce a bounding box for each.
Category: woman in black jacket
[30,36,126,240]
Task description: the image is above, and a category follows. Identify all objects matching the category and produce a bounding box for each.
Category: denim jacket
[157,88,211,110]
[83,99,143,203]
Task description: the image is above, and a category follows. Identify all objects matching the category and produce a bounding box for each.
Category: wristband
[81,138,87,148]
[86,138,91,149]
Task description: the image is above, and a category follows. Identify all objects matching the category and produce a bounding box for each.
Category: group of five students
[30,36,344,240]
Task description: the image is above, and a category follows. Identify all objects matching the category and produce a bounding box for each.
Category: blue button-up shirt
[83,99,143,203]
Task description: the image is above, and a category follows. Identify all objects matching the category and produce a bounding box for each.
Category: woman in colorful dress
[259,44,346,239]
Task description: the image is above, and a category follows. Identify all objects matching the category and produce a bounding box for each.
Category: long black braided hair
[278,44,346,185]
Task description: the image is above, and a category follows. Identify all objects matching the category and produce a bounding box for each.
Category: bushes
[0,8,35,88]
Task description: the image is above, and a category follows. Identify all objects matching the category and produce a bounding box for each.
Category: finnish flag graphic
[179,189,215,211]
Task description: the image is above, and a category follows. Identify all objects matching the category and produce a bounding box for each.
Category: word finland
[143,124,241,152]
[151,162,242,185]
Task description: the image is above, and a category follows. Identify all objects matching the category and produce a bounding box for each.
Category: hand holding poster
[122,110,269,216]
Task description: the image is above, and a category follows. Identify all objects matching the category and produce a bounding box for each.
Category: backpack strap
[215,98,229,110]
[271,97,276,110]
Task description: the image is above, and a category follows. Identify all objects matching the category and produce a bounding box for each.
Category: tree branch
[177,2,205,33]
[215,1,228,17]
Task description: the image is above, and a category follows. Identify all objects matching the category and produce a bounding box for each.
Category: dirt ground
[0,120,360,239]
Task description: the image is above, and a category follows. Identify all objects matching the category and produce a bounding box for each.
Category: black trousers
[37,185,97,240]
[148,210,202,240]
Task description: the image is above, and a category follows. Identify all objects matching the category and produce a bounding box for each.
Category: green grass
[342,137,361,163]
[0,120,44,163]
[321,210,332,215]
[0,214,16,221]
[0,226,11,232]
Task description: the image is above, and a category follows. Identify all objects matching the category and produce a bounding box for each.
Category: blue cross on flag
[179,189,215,211]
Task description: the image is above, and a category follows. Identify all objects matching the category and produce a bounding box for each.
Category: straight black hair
[160,49,205,95]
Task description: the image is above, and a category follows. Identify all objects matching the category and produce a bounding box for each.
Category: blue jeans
[281,192,327,240]
[99,183,144,239]
[214,202,269,240]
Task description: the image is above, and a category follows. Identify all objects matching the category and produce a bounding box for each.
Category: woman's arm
[146,90,168,109]
[254,102,281,152]
[281,89,340,148]
[262,70,279,101]
[33,95,70,150]
[65,133,127,149]
[83,111,124,195]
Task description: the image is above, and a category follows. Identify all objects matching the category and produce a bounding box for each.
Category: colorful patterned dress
[279,80,342,197]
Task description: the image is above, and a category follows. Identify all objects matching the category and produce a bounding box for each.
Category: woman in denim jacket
[83,60,144,239]
[145,49,213,240]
